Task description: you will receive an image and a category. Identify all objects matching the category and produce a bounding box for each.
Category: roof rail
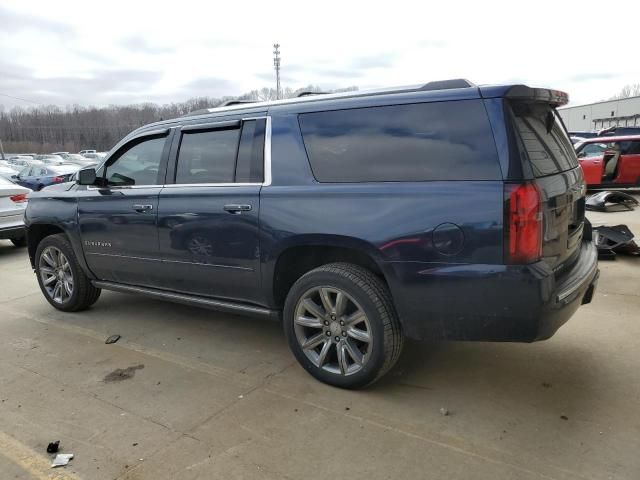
[220,99,256,107]
[182,108,210,117]
[296,91,329,98]
[420,79,475,91]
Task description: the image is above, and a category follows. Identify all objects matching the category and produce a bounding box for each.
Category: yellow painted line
[0,430,81,480]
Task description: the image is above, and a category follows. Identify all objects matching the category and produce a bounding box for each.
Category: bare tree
[609,83,640,100]
[0,84,359,154]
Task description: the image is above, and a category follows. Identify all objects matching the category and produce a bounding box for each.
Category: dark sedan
[13,164,79,191]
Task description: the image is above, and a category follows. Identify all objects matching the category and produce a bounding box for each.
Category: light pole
[273,43,281,100]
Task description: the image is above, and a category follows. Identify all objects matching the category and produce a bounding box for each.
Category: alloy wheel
[294,286,372,376]
[39,246,74,304]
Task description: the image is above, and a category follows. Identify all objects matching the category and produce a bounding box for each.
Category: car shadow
[0,241,28,258]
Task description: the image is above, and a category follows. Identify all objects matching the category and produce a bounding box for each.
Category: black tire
[35,233,101,312]
[10,236,27,247]
[37,184,44,191]
[283,263,403,389]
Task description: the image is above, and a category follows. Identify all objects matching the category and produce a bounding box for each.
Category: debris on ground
[51,453,74,468]
[103,364,144,383]
[439,407,449,416]
[593,224,640,260]
[560,415,569,421]
[586,191,638,212]
[105,334,121,344]
[46,441,60,453]
[542,382,552,388]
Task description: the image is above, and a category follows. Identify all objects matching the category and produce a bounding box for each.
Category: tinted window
[105,136,166,186]
[616,140,640,155]
[298,100,500,182]
[235,119,266,183]
[512,103,578,177]
[176,128,240,184]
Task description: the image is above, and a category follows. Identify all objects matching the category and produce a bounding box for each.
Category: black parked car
[24,80,599,388]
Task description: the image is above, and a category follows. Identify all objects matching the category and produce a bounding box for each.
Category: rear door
[614,140,640,184]
[156,117,266,304]
[510,102,585,274]
[78,129,172,287]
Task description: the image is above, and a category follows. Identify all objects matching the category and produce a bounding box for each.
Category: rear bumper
[386,240,599,342]
[0,225,26,240]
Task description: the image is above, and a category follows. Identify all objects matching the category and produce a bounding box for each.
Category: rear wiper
[545,110,555,134]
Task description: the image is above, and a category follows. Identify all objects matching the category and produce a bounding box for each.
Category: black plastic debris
[593,224,640,260]
[586,191,638,212]
[47,441,60,453]
[105,334,121,345]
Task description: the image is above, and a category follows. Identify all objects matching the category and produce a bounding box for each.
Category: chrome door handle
[133,204,153,212]
[223,204,252,214]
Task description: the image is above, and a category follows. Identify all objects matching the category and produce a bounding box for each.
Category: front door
[156,117,266,304]
[78,131,171,287]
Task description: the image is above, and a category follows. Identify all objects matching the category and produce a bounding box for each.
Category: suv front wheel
[35,234,101,312]
[284,263,403,389]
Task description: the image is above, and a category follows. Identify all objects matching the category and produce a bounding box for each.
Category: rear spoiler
[480,85,569,107]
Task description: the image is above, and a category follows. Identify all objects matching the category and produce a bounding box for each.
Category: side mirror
[77,167,97,185]
[577,152,586,158]
[11,174,18,179]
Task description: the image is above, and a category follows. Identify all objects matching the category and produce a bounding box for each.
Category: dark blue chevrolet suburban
[25,79,599,388]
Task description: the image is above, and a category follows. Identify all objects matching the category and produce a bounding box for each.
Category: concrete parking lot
[0,200,639,480]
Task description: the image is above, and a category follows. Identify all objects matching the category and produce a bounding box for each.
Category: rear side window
[235,119,266,183]
[298,100,501,182]
[620,141,640,155]
[511,103,578,177]
[176,128,240,184]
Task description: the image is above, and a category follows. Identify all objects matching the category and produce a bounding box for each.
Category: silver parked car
[59,153,99,167]
[34,154,66,165]
[0,161,21,179]
[0,176,30,247]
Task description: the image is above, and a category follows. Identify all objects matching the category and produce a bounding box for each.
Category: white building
[558,95,640,132]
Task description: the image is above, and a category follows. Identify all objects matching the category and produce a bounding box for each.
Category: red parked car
[576,135,640,188]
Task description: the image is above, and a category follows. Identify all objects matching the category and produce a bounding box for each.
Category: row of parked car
[0,151,107,190]
[0,151,107,246]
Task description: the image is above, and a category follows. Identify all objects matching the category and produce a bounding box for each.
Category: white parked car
[59,153,99,167]
[7,157,43,168]
[81,152,107,161]
[0,164,20,179]
[0,176,30,247]
[79,149,97,155]
[34,154,66,165]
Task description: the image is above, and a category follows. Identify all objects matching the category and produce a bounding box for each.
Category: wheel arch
[265,235,396,310]
[26,223,93,278]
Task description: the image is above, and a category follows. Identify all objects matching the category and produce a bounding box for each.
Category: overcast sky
[1,0,638,109]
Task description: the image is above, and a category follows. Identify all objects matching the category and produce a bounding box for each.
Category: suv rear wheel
[35,234,101,312]
[283,263,403,388]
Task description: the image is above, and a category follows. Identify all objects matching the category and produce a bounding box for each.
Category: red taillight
[504,183,542,264]
[10,193,28,203]
[52,176,64,183]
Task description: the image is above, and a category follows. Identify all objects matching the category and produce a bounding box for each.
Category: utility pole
[273,43,281,100]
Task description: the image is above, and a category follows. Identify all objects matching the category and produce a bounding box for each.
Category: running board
[92,281,280,320]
